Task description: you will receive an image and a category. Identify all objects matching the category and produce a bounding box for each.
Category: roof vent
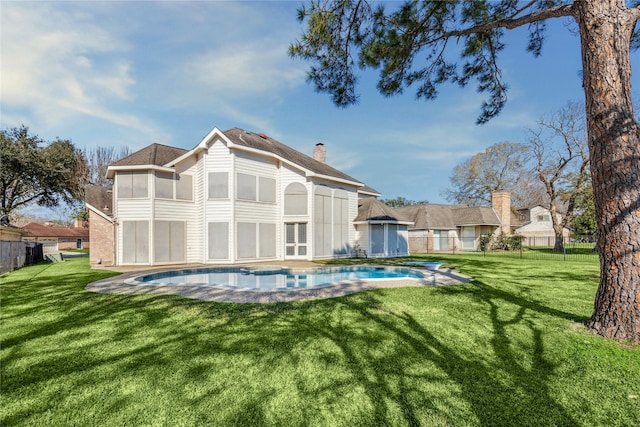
[258,133,268,139]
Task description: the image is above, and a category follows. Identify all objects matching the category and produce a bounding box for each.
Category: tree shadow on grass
[326,292,580,426]
[1,259,590,425]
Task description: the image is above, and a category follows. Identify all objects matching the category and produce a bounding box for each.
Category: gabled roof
[106,127,378,192]
[21,222,89,239]
[85,185,113,218]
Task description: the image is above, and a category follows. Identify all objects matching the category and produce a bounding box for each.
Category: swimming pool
[126,265,427,290]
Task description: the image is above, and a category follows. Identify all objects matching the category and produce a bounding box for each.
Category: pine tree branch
[448,3,575,38]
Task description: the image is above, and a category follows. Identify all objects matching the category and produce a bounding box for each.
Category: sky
[1,0,639,213]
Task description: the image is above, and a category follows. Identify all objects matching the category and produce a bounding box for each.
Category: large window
[208,222,229,259]
[154,172,193,201]
[259,177,276,203]
[154,221,185,263]
[208,172,229,199]
[122,220,149,263]
[237,173,276,203]
[314,186,333,257]
[333,189,349,254]
[237,222,256,258]
[237,222,276,259]
[117,172,148,199]
[237,173,257,201]
[259,223,276,257]
[370,224,385,256]
[284,183,308,215]
[155,172,173,198]
[387,224,398,256]
[176,174,193,200]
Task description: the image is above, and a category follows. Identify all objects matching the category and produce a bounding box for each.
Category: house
[86,127,411,267]
[514,205,571,246]
[21,222,89,254]
[392,191,569,252]
[392,191,509,252]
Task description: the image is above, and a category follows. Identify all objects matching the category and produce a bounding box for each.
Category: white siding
[204,140,234,262]
[234,152,280,260]
[114,172,153,265]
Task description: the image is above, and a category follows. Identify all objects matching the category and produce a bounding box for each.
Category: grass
[1,255,638,426]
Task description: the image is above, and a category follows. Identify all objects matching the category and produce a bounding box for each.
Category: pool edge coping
[85,265,472,303]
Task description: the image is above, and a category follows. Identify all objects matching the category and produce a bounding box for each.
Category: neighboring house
[87,127,410,267]
[514,205,571,245]
[21,222,89,254]
[393,191,569,252]
[1,222,26,242]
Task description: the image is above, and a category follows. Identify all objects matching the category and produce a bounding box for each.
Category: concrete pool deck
[85,262,472,303]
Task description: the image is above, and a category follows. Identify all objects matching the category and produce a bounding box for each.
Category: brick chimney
[491,190,511,234]
[313,143,326,163]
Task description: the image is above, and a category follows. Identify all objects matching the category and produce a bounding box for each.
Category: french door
[285,223,307,259]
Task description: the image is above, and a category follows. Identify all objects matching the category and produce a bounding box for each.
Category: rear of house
[87,127,409,267]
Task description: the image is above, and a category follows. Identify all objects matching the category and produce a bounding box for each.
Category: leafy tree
[527,102,590,252]
[443,141,531,207]
[290,1,640,342]
[0,126,86,220]
[382,196,428,207]
[570,184,597,238]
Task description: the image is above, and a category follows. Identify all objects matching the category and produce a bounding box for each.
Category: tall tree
[444,141,530,207]
[570,183,597,238]
[527,102,590,252]
[290,0,640,343]
[0,126,86,220]
[84,145,131,187]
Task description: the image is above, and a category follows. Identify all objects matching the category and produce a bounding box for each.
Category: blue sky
[2,1,639,208]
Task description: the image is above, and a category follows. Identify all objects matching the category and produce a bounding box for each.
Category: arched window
[284,182,308,215]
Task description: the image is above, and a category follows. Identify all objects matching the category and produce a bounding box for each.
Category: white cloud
[0,2,158,136]
[185,43,306,97]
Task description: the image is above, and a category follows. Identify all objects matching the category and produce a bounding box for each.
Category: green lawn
[1,256,638,426]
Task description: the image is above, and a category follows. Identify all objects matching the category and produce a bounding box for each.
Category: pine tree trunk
[577,0,640,343]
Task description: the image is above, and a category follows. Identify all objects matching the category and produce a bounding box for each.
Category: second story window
[117,172,148,199]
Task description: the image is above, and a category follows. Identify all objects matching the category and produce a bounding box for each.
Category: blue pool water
[129,266,426,290]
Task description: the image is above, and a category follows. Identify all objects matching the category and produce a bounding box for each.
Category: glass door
[285,223,307,259]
